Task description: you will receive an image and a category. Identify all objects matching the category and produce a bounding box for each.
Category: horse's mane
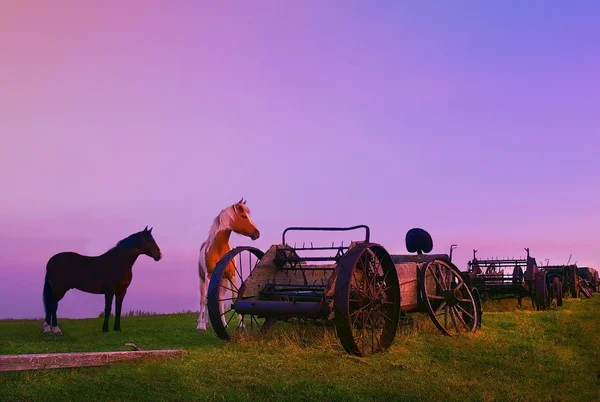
[204,203,250,249]
[114,232,141,249]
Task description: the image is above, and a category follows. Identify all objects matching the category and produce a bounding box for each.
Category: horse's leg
[114,291,126,331]
[197,274,207,331]
[51,289,67,335]
[102,293,114,332]
[43,277,53,333]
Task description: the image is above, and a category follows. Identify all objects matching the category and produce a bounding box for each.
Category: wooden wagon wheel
[534,271,550,310]
[459,273,483,330]
[333,243,401,357]
[419,259,479,336]
[207,246,276,341]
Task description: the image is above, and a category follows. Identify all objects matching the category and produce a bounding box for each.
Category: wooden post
[0,349,183,372]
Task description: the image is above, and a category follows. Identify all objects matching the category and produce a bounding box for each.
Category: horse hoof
[196,323,207,331]
[52,326,62,335]
[43,322,52,334]
[102,327,109,333]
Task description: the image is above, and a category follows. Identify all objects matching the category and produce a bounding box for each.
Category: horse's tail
[43,275,56,317]
[198,242,207,282]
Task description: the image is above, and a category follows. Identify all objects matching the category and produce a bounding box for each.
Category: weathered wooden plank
[0,349,183,372]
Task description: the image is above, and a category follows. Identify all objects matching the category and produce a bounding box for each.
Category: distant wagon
[539,264,580,300]
[577,267,599,296]
[206,226,481,357]
[466,249,561,309]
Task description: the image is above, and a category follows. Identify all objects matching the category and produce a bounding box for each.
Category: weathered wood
[0,349,183,372]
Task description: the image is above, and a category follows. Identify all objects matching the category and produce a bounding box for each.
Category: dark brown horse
[42,226,162,334]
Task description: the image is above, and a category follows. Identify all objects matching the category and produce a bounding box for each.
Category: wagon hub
[441,288,463,307]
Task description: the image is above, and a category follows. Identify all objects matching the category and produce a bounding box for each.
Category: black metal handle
[282,225,370,245]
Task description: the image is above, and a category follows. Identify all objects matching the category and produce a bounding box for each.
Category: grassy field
[1,297,599,402]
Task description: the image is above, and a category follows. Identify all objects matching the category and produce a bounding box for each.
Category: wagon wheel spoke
[428,263,448,291]
[455,304,475,321]
[370,305,393,322]
[452,306,470,330]
[449,308,460,333]
[434,301,447,316]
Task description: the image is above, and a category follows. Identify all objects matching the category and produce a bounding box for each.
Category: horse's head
[228,198,260,241]
[137,226,162,261]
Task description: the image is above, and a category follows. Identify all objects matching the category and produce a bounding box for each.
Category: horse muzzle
[154,251,163,261]
[250,230,260,241]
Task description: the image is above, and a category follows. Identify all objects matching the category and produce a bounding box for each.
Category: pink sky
[0,2,598,319]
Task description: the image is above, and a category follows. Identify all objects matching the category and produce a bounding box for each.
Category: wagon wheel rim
[419,259,479,336]
[535,271,549,310]
[207,247,276,341]
[334,243,401,357]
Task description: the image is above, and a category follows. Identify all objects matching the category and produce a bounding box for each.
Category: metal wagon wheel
[535,271,550,310]
[419,259,479,336]
[333,243,401,357]
[207,246,277,341]
[551,277,563,307]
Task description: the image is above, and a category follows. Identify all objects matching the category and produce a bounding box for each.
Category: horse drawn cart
[206,226,481,356]
[466,249,560,310]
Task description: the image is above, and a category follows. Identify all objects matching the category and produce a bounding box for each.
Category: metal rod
[289,246,349,251]
[277,267,337,271]
[266,283,328,289]
[281,225,370,245]
[278,256,342,262]
[233,300,326,318]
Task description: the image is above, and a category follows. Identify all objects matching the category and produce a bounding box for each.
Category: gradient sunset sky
[1,2,598,319]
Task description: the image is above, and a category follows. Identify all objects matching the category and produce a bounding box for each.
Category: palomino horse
[196,199,260,331]
[43,227,162,334]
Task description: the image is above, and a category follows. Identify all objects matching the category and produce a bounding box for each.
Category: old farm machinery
[577,267,599,297]
[539,264,580,301]
[466,249,560,310]
[206,226,481,356]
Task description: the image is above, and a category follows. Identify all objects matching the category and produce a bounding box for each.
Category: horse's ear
[149,227,153,234]
[238,198,244,204]
[144,226,148,232]
[242,199,247,205]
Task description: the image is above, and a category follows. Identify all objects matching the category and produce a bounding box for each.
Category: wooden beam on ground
[0,349,183,372]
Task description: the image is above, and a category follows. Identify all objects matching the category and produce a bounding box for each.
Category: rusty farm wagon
[539,264,580,301]
[466,249,560,310]
[206,226,481,356]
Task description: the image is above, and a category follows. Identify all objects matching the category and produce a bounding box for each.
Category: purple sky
[1,2,598,319]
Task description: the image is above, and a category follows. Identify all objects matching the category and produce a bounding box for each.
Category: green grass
[1,297,599,402]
